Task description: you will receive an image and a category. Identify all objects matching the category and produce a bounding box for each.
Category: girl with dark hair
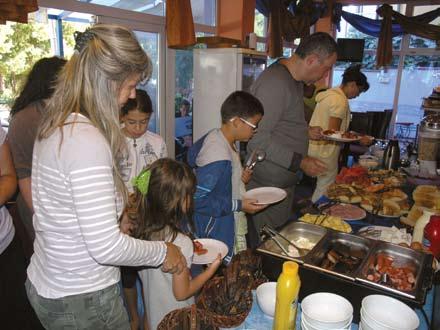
[308,64,370,202]
[129,158,221,329]
[119,89,167,330]
[8,56,66,249]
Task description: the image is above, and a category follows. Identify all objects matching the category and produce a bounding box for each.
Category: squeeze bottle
[273,261,301,330]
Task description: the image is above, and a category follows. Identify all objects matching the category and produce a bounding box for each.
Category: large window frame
[38,0,217,157]
[333,1,440,137]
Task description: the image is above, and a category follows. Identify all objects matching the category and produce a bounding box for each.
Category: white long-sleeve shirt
[27,113,167,299]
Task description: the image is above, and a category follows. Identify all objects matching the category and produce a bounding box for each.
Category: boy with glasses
[187,91,267,262]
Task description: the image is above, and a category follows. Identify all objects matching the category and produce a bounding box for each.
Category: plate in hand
[192,238,228,265]
[243,187,287,205]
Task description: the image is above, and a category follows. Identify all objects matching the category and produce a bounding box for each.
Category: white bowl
[360,308,390,330]
[361,295,419,330]
[256,282,276,317]
[302,314,352,330]
[301,293,353,329]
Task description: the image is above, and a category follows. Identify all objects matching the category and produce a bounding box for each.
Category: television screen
[337,38,365,62]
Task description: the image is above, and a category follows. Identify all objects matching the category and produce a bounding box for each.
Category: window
[332,55,399,113]
[78,0,216,25]
[254,9,266,37]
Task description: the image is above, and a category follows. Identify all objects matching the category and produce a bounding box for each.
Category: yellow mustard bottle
[273,261,301,330]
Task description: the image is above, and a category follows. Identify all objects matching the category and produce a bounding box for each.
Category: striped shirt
[27,113,167,299]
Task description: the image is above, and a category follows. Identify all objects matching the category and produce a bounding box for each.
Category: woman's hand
[241,167,253,184]
[119,212,136,235]
[162,242,187,274]
[359,135,374,146]
[242,198,268,214]
[308,126,323,140]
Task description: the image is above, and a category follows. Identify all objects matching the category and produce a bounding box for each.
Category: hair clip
[74,29,95,53]
[132,169,151,195]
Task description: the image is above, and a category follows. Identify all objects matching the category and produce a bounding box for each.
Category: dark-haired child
[119,89,167,330]
[130,159,221,329]
[187,91,267,263]
[308,64,371,202]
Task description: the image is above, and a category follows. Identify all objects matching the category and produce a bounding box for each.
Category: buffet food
[319,241,364,274]
[368,169,406,187]
[365,253,416,292]
[326,183,363,203]
[335,166,370,186]
[323,130,359,140]
[288,237,316,257]
[193,241,208,255]
[324,203,366,220]
[412,185,440,211]
[360,189,410,217]
[299,213,351,233]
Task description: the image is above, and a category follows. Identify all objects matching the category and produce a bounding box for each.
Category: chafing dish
[257,221,327,264]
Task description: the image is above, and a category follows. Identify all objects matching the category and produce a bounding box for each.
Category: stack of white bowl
[360,295,419,330]
[301,293,353,330]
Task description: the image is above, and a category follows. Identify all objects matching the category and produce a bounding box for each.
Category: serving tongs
[261,224,311,257]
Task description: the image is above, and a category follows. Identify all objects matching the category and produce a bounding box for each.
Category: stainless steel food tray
[256,221,328,264]
[304,231,375,281]
[356,241,434,301]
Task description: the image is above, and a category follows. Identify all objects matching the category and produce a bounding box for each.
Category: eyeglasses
[230,117,256,130]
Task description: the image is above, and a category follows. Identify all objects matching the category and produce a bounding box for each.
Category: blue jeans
[26,279,130,330]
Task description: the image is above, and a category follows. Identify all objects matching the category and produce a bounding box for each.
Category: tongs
[261,224,310,257]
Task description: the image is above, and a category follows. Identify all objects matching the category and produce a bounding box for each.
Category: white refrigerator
[193,48,267,141]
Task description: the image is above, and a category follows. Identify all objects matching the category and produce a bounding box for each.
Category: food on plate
[320,242,364,274]
[368,169,406,187]
[401,205,424,227]
[323,129,336,136]
[299,213,351,233]
[193,240,208,255]
[326,183,363,203]
[341,131,358,139]
[365,253,416,292]
[364,183,385,193]
[324,203,366,220]
[412,185,440,211]
[287,237,316,257]
[336,166,371,186]
[360,188,410,217]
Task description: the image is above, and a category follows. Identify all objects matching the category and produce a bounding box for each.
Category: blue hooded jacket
[187,130,241,263]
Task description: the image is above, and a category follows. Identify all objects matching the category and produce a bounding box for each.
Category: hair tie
[74,29,95,53]
[132,169,151,195]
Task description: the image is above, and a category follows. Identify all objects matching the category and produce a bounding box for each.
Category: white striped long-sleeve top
[27,113,167,299]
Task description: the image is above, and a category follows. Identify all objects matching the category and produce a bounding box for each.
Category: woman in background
[8,56,66,254]
[308,64,370,202]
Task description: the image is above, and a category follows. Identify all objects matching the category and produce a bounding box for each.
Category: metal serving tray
[256,222,327,264]
[304,231,375,281]
[356,241,434,301]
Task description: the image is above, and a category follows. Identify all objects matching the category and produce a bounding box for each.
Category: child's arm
[172,254,222,301]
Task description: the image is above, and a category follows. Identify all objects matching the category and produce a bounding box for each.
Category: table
[226,288,434,330]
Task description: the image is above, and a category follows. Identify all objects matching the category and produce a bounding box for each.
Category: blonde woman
[25,24,186,330]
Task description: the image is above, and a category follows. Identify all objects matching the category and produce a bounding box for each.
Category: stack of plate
[360,295,419,330]
[301,293,353,330]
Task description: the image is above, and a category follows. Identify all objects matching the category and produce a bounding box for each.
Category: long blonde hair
[38,24,152,198]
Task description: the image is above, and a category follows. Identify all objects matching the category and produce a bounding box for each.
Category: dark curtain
[333,4,440,38]
[258,0,328,58]
[377,4,440,67]
[0,0,38,24]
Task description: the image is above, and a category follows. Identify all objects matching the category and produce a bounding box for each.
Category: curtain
[0,0,38,24]
[166,0,196,49]
[262,0,327,58]
[333,4,440,38]
[377,4,440,67]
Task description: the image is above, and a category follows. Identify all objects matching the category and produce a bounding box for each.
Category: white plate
[243,187,287,205]
[323,131,360,143]
[192,238,228,265]
[323,203,367,221]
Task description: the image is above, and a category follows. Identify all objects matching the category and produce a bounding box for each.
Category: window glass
[78,0,216,25]
[395,55,440,130]
[337,5,405,51]
[134,31,160,134]
[332,54,399,113]
[254,9,266,37]
[410,6,440,49]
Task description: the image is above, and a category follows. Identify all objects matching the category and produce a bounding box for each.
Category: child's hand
[207,253,222,273]
[242,198,269,214]
[119,212,136,235]
[241,167,253,184]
